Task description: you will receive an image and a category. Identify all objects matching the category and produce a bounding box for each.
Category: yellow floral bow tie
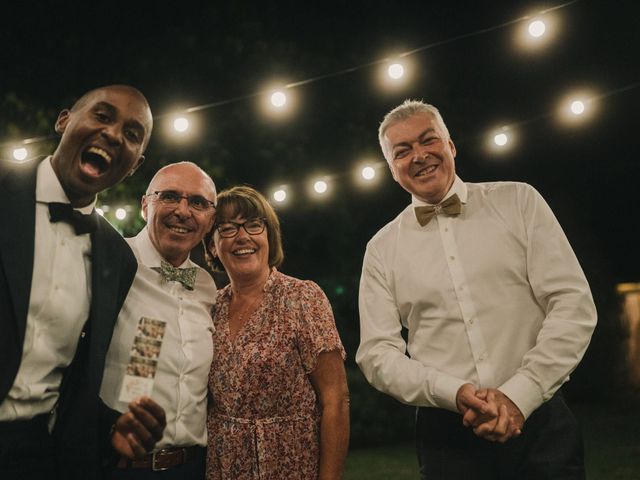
[414,194,462,226]
[151,260,197,290]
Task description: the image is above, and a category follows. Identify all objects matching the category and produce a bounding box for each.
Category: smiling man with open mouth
[0,85,165,480]
[51,85,153,207]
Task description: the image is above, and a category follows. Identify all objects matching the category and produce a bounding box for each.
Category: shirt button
[468,318,474,325]
[449,256,455,260]
[445,227,449,232]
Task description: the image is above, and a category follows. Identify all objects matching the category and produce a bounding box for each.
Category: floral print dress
[206,269,346,480]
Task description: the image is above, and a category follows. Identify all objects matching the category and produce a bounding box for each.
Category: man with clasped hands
[357,100,597,479]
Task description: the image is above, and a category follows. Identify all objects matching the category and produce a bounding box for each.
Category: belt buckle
[151,450,169,472]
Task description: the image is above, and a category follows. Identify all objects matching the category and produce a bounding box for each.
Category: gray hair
[378,100,450,161]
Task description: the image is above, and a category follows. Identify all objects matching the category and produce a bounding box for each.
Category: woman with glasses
[204,186,350,480]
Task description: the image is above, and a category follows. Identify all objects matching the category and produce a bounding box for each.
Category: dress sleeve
[294,280,346,374]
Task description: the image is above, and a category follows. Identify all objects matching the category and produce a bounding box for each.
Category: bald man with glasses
[101,162,218,478]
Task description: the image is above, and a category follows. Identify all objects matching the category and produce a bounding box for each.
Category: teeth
[233,248,255,255]
[417,165,437,176]
[87,146,112,163]
[169,226,189,233]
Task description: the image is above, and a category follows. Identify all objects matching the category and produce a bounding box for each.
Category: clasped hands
[456,383,524,443]
[111,396,167,459]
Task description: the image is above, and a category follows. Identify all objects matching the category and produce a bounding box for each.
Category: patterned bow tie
[48,202,98,235]
[414,194,462,227]
[151,260,198,290]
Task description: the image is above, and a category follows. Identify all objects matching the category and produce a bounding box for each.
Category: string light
[13,147,28,161]
[115,208,127,220]
[313,180,328,194]
[570,100,585,115]
[270,91,287,108]
[2,0,636,206]
[558,90,597,125]
[528,20,546,38]
[387,63,405,80]
[494,133,508,146]
[486,126,517,155]
[165,113,198,141]
[273,188,287,202]
[354,162,384,187]
[261,84,295,118]
[515,6,562,51]
[0,0,610,155]
[173,117,190,132]
[362,166,376,180]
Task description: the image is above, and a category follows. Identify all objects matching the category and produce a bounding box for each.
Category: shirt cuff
[499,373,544,420]
[433,374,468,413]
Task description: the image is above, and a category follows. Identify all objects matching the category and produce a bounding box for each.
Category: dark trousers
[110,447,206,480]
[0,414,56,480]
[416,392,585,480]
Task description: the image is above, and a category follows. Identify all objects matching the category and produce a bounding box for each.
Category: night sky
[2,0,639,322]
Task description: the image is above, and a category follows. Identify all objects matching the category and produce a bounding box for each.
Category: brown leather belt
[117,445,202,471]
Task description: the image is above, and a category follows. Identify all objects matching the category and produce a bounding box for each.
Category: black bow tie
[48,202,98,235]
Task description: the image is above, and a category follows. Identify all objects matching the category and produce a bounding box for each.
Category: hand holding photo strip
[119,317,167,403]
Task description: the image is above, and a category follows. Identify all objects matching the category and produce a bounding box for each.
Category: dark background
[2,0,639,445]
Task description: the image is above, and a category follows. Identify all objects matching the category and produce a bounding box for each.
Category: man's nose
[101,123,123,146]
[412,145,429,162]
[173,197,192,217]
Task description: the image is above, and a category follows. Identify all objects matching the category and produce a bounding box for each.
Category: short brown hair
[204,185,284,271]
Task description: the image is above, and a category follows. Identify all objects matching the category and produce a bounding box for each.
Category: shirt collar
[134,226,194,269]
[36,156,96,215]
[411,175,468,207]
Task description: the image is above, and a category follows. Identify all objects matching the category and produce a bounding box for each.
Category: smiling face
[142,163,216,266]
[211,209,271,284]
[51,85,153,207]
[382,113,457,204]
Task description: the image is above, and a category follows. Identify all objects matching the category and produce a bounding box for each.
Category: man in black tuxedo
[0,85,166,479]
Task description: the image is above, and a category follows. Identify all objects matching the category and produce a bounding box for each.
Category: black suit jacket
[0,157,137,479]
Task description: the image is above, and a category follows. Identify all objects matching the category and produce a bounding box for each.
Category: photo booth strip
[118,317,167,403]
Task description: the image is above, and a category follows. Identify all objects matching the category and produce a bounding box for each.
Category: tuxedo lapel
[0,158,38,399]
[87,218,135,387]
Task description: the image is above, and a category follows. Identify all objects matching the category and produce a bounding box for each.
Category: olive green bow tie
[414,194,462,226]
[151,260,197,290]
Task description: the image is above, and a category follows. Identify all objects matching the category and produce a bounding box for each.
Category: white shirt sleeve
[356,243,466,412]
[498,185,597,418]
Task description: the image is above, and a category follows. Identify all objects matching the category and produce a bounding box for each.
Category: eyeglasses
[215,218,267,238]
[146,190,216,212]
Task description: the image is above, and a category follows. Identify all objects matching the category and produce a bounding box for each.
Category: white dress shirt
[356,176,597,419]
[0,157,94,422]
[100,228,216,448]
